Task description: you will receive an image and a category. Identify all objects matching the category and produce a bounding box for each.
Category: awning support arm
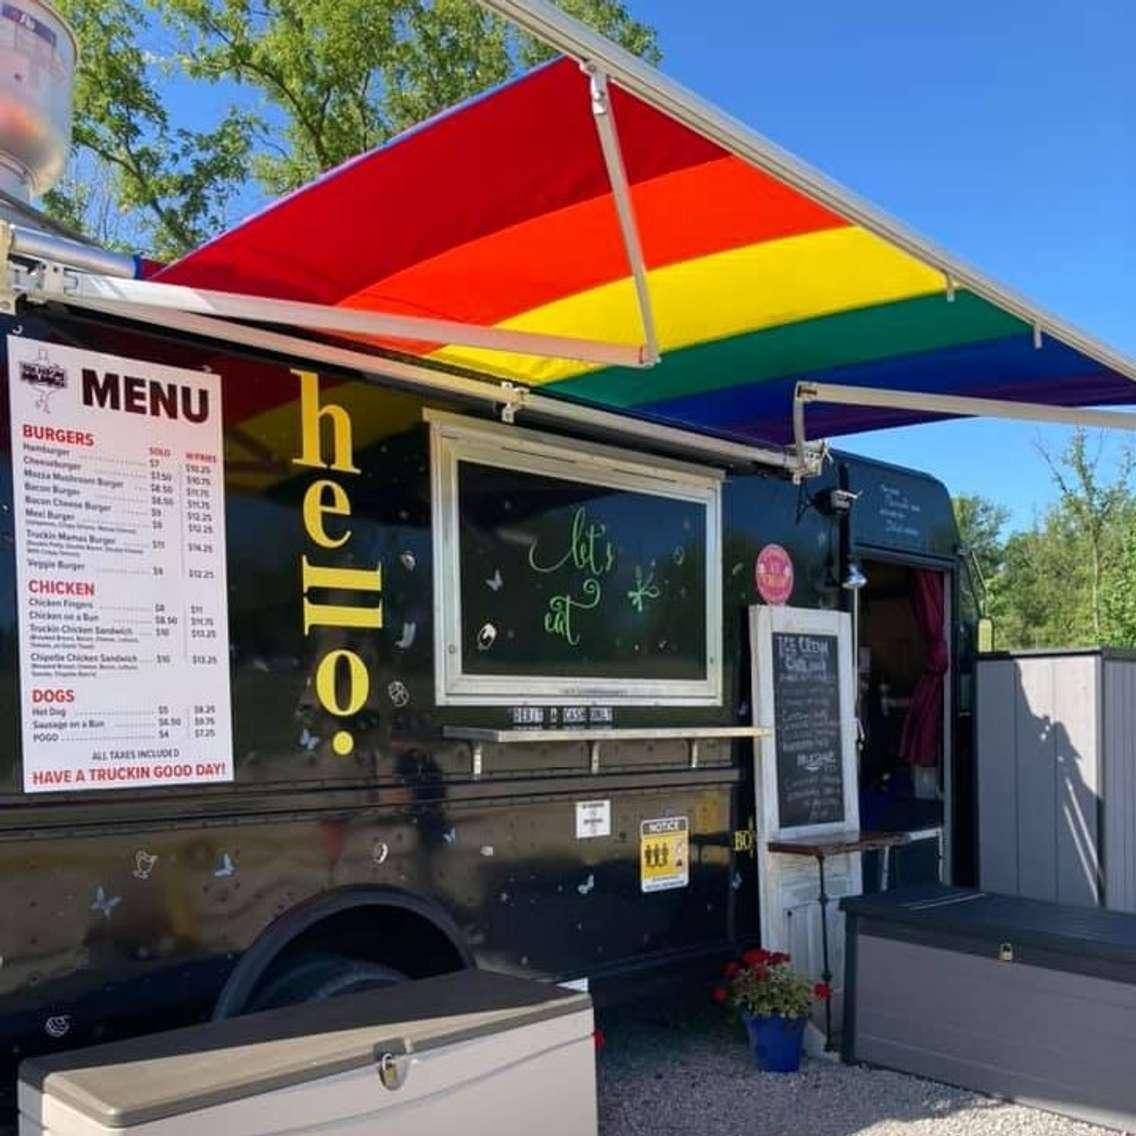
[22,257,649,370]
[30,279,817,474]
[585,66,659,366]
[794,381,1136,457]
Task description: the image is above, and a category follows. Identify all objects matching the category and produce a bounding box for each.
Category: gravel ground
[596,1001,1125,1136]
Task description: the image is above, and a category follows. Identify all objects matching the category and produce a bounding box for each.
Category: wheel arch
[212,885,474,1019]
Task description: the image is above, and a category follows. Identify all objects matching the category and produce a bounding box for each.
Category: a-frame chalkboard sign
[749,604,862,1038]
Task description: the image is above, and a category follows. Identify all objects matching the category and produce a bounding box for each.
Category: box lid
[21,970,590,1128]
[842,884,1136,961]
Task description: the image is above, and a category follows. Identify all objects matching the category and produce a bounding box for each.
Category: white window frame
[428,410,724,706]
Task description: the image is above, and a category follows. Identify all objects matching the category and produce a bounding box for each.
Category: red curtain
[899,570,947,769]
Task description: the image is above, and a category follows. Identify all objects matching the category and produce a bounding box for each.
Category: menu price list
[8,336,234,792]
[771,631,845,828]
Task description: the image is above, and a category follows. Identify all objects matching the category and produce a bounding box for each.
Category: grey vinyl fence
[975,649,1136,911]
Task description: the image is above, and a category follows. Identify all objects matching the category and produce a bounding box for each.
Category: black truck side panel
[0,309,966,1106]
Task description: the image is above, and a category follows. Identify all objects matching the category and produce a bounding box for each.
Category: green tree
[48,0,660,257]
[989,511,1091,649]
[1038,429,1134,642]
[952,494,1008,622]
[49,0,258,259]
[985,431,1136,651]
[1099,499,1136,644]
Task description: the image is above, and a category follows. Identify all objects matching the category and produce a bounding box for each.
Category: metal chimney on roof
[0,1,76,202]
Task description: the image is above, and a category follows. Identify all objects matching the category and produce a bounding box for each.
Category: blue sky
[639,0,1136,529]
[151,2,1136,533]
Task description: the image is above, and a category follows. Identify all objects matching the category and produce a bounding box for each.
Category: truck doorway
[856,559,949,890]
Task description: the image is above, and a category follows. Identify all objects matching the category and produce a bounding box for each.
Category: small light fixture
[842,561,867,591]
[827,488,859,514]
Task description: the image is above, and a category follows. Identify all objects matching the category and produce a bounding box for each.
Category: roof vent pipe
[0,1,76,201]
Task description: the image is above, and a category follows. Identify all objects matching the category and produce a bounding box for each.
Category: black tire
[247,951,405,1012]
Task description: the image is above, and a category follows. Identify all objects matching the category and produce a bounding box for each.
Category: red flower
[814,982,832,1000]
[741,948,770,968]
[752,965,769,982]
[723,960,741,979]
[593,1028,606,1052]
[711,985,728,1005]
[769,951,791,966]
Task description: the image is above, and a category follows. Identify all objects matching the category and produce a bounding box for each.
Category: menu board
[456,460,707,680]
[846,467,956,558]
[771,631,844,827]
[8,337,232,792]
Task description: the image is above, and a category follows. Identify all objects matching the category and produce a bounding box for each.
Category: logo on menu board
[19,347,67,412]
[19,348,67,389]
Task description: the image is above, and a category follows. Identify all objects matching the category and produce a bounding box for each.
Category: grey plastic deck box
[842,885,1136,1131]
[975,648,1136,910]
[19,971,596,1136]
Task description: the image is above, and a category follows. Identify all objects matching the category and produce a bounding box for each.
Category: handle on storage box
[373,1039,412,1091]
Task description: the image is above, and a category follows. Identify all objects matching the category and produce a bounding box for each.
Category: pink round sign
[755,544,794,605]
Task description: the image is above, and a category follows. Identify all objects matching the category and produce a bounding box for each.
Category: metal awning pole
[586,67,659,365]
[793,381,1136,455]
[8,224,138,279]
[63,293,531,407]
[521,387,817,474]
[45,288,816,473]
[27,263,649,369]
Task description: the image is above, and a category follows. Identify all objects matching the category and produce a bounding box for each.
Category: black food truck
[11,0,1136,1116]
[0,297,973,1111]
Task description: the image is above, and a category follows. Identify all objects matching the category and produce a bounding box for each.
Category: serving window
[429,413,723,706]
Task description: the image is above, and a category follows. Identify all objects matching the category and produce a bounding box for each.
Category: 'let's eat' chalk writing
[527,506,615,647]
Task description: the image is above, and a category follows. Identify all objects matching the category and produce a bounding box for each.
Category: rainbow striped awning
[157,56,1136,447]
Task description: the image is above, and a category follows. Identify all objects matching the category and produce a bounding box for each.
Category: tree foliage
[990,513,1089,649]
[1037,430,1134,640]
[47,0,660,257]
[1100,515,1136,644]
[952,493,1008,622]
[967,430,1136,652]
[51,0,258,259]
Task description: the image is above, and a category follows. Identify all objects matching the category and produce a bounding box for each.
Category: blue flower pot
[740,1010,807,1072]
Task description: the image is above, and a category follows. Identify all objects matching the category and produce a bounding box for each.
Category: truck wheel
[247,951,405,1012]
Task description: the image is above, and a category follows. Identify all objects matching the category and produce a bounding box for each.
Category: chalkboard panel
[771,631,845,827]
[456,459,707,680]
[846,467,956,558]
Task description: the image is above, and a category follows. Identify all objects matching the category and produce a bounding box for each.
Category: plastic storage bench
[842,884,1136,1131]
[19,970,596,1136]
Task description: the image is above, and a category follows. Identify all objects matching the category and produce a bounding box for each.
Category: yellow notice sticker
[639,816,689,893]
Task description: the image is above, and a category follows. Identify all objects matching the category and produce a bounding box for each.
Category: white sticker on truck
[575,799,611,839]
